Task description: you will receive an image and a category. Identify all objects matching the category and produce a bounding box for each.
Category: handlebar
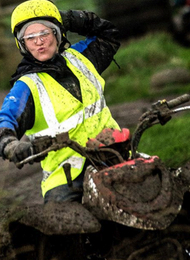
[131,94,190,159]
[167,94,190,109]
[16,132,125,169]
[15,94,190,167]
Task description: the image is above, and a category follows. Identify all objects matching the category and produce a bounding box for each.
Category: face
[23,23,58,61]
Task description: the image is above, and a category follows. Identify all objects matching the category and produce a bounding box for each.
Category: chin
[36,56,50,62]
[37,54,56,62]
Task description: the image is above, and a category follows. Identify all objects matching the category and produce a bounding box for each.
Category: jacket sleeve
[60,10,121,74]
[0,81,35,141]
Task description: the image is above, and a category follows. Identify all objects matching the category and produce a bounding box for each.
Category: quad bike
[1,94,190,260]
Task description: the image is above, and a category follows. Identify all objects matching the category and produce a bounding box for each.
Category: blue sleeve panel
[0,81,31,131]
[71,36,97,53]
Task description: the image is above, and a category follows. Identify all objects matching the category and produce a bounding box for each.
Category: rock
[151,67,190,88]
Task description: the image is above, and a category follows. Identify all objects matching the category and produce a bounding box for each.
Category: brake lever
[16,143,66,168]
[16,132,70,168]
[16,133,126,168]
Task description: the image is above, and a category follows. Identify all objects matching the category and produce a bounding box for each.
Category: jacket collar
[10,53,67,86]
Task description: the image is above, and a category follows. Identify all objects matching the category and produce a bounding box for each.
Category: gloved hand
[59,10,71,32]
[59,10,96,35]
[2,137,33,169]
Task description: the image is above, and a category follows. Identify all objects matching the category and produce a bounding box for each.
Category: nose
[34,36,44,44]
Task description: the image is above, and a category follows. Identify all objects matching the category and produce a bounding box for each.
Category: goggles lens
[22,29,54,42]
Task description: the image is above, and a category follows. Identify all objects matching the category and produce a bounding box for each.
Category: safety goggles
[22,29,56,43]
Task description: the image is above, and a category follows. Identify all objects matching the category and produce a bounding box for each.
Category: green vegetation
[2,14,190,168]
[103,32,190,104]
[137,113,190,168]
[55,0,99,12]
[102,32,190,168]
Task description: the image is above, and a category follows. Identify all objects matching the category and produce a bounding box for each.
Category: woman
[0,0,122,203]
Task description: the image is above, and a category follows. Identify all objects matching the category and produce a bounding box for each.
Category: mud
[83,158,190,230]
[0,91,190,260]
[0,90,155,208]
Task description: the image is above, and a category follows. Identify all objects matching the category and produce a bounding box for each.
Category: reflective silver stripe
[62,51,106,109]
[42,156,84,181]
[30,99,106,138]
[59,156,84,169]
[27,74,59,131]
[35,99,106,137]
[26,73,84,137]
[42,170,52,182]
[25,52,107,138]
[85,99,106,119]
[32,109,84,138]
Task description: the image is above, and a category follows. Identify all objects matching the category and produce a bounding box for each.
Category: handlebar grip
[167,94,190,109]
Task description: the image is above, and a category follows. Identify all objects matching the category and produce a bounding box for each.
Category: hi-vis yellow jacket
[19,48,120,197]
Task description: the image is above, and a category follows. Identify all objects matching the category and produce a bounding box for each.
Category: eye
[22,34,35,41]
[41,30,50,37]
[27,35,35,41]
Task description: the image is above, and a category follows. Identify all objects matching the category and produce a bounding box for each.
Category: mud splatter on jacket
[0,10,120,140]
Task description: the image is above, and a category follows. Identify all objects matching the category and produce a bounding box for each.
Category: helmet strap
[59,37,71,53]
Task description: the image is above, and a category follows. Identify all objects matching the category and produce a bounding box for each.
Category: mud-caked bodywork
[1,93,190,260]
[83,157,190,230]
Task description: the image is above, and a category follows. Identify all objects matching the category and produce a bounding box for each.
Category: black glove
[59,10,94,35]
[2,136,33,169]
[59,10,71,33]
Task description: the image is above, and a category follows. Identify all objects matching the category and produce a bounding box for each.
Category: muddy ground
[1,89,190,260]
[0,90,182,208]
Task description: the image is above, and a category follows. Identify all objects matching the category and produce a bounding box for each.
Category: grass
[102,32,190,168]
[137,112,190,168]
[1,30,190,168]
[103,32,190,105]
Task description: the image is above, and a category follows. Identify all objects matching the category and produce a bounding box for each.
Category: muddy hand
[3,138,34,169]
